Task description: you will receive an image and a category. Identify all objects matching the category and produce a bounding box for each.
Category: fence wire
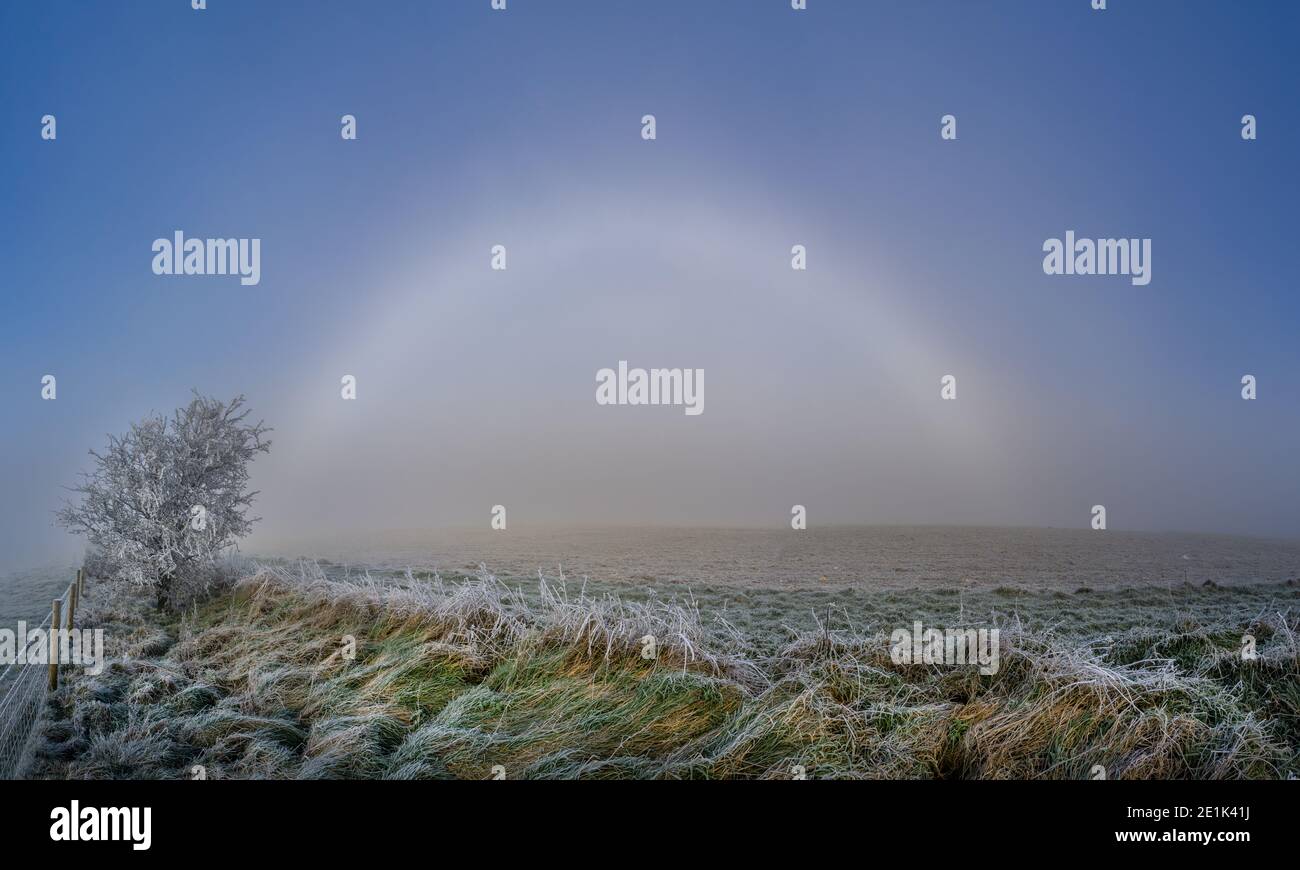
[0,585,73,779]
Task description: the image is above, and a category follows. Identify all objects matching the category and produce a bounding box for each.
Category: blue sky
[2,0,1298,570]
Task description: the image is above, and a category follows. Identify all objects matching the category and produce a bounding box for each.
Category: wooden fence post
[49,598,62,691]
[69,580,78,629]
[77,568,84,597]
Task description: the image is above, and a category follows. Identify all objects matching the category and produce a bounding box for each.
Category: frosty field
[18,531,1300,780]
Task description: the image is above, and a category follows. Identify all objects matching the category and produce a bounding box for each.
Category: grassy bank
[23,565,1300,779]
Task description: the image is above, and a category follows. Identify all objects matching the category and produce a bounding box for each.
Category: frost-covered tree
[57,393,271,606]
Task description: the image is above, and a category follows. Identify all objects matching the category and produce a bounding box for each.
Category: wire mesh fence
[0,577,79,779]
